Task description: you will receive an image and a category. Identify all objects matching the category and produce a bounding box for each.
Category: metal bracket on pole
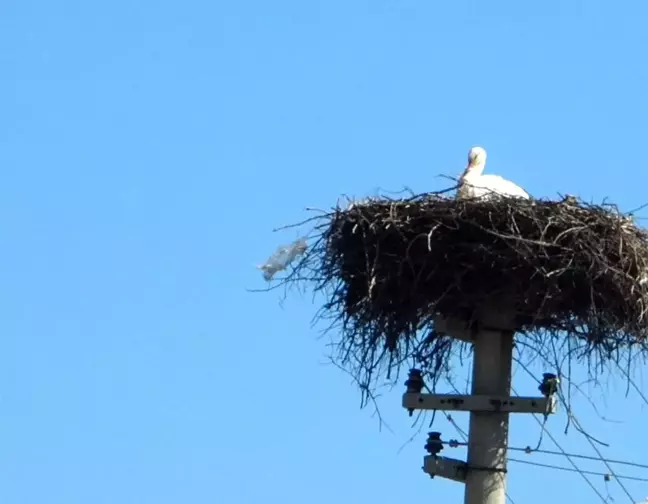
[402,393,557,415]
[423,455,467,483]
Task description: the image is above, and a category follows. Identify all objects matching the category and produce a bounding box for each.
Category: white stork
[457,146,530,200]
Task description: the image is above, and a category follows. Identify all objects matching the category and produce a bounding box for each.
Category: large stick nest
[284,192,648,389]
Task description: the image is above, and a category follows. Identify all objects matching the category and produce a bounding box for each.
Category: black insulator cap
[405,368,424,394]
[538,372,559,397]
[424,431,443,456]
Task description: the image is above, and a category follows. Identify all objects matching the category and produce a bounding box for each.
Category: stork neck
[462,163,485,178]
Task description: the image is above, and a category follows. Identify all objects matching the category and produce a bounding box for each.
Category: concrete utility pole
[464,316,514,504]
[402,306,558,504]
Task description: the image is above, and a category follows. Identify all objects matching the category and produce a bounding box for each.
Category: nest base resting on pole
[287,192,648,389]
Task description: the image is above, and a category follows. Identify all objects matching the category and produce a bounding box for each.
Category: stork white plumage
[457,146,530,200]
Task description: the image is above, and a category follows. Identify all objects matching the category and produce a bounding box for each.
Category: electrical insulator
[538,372,560,397]
[405,368,424,394]
[425,431,444,456]
[405,368,425,416]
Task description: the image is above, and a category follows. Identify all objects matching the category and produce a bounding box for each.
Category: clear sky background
[2,1,648,503]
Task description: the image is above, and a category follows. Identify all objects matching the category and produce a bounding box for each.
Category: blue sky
[2,0,648,502]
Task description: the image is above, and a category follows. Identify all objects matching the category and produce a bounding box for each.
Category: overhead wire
[436,438,648,470]
[513,362,636,503]
[444,406,612,504]
[431,355,641,503]
[557,393,635,503]
[513,383,609,503]
[433,437,648,483]
[507,457,648,482]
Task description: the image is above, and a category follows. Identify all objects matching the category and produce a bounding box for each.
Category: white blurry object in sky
[258,238,308,281]
[457,146,530,200]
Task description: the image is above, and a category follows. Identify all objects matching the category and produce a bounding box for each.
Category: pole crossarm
[423,455,468,483]
[402,392,557,414]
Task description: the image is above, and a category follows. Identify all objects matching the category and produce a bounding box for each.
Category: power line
[525,446,648,470]
[558,396,635,504]
[432,436,648,483]
[510,385,610,504]
[443,391,619,504]
[437,359,639,503]
[444,413,467,439]
[512,360,636,503]
[436,438,648,470]
[508,458,648,482]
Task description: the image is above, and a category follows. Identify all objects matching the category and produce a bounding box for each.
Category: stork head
[466,146,487,175]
